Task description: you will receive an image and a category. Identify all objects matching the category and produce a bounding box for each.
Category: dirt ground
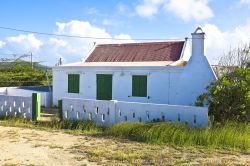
[0,126,249,166]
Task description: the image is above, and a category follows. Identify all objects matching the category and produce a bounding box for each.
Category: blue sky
[0,0,250,65]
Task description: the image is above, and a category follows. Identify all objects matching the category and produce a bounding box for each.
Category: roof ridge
[96,41,185,47]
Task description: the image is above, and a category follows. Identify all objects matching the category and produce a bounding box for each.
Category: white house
[52,27,216,127]
[53,27,216,106]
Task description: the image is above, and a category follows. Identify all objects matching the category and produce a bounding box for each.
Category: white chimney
[191,27,205,58]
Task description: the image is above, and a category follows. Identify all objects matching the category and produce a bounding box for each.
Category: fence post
[32,93,41,121]
[58,99,63,120]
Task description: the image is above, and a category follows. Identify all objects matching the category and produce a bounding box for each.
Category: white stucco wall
[53,66,185,106]
[0,95,33,119]
[62,98,208,127]
[0,87,52,108]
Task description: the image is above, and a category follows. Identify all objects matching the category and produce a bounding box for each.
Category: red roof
[85,41,184,62]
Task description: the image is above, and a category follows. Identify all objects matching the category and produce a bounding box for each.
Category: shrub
[196,68,250,123]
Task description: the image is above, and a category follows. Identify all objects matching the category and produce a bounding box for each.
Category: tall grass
[0,117,249,151]
[0,117,103,134]
[105,122,250,151]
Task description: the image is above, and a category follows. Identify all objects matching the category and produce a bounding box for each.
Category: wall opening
[178,113,181,122]
[95,107,99,114]
[107,108,110,115]
[102,114,105,122]
[194,115,197,124]
[124,116,127,121]
[83,105,86,113]
[89,113,92,120]
[76,112,80,119]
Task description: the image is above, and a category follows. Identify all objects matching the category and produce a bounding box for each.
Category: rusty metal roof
[85,41,184,62]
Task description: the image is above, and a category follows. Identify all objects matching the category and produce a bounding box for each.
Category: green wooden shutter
[68,74,80,93]
[97,74,112,100]
[74,74,80,93]
[132,75,147,97]
[68,74,73,93]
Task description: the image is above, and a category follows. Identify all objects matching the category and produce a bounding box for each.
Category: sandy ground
[0,126,249,166]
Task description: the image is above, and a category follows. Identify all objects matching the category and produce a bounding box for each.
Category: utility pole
[30,52,33,69]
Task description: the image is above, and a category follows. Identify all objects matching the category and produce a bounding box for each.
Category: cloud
[165,0,213,21]
[135,0,213,21]
[114,34,134,43]
[0,20,132,65]
[102,19,122,26]
[0,40,6,48]
[135,0,164,18]
[7,34,43,51]
[117,3,127,13]
[202,20,250,64]
[240,0,250,5]
[86,7,99,15]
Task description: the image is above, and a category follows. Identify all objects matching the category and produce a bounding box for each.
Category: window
[68,74,80,93]
[132,75,147,97]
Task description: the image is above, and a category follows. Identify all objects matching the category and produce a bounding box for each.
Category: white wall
[53,57,216,107]
[0,95,33,120]
[53,66,186,106]
[0,87,52,108]
[62,98,208,127]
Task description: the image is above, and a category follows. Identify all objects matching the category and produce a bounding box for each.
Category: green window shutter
[68,74,80,93]
[132,75,147,97]
[96,74,112,100]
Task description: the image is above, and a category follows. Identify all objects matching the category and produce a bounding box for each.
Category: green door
[96,74,112,100]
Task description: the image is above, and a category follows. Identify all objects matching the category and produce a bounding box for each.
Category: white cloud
[135,0,213,21]
[202,20,250,64]
[44,20,132,64]
[117,3,127,13]
[102,19,122,26]
[0,20,132,65]
[0,40,6,48]
[135,0,164,18]
[114,34,134,43]
[7,34,43,51]
[240,0,250,5]
[165,0,213,21]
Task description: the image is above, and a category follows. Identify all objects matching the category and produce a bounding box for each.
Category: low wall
[62,98,116,126]
[0,95,32,120]
[62,98,208,127]
[0,87,52,108]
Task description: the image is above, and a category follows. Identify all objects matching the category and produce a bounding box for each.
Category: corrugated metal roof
[85,41,184,62]
[62,61,175,67]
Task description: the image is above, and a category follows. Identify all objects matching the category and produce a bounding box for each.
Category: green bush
[196,68,250,123]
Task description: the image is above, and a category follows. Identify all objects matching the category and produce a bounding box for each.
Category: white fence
[62,98,208,127]
[0,95,33,119]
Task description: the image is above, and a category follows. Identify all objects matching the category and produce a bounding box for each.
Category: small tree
[197,42,250,123]
[196,67,250,123]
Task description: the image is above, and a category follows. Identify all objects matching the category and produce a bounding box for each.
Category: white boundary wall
[0,95,33,120]
[62,98,208,127]
[0,87,52,108]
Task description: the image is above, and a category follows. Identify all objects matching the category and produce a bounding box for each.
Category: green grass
[105,122,250,151]
[0,117,249,152]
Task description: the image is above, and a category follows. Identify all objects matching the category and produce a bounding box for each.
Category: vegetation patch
[0,117,249,152]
